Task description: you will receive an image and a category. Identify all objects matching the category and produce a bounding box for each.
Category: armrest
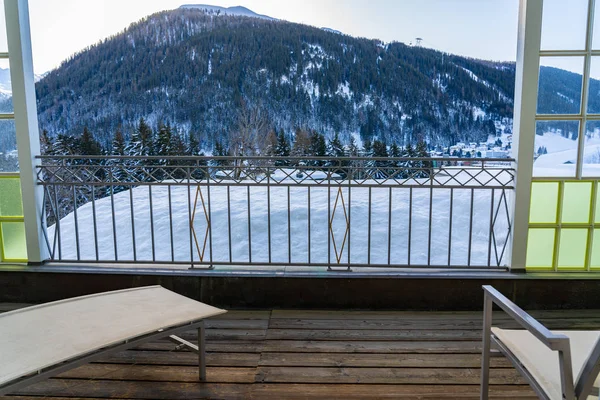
[482,285,569,351]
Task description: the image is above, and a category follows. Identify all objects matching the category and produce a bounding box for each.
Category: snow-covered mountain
[32,7,518,151]
[322,27,342,35]
[0,68,12,99]
[179,4,275,20]
[0,68,45,98]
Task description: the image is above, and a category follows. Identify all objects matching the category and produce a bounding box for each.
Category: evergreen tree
[328,132,345,158]
[309,131,327,166]
[363,139,373,157]
[274,131,291,166]
[126,117,154,157]
[111,129,126,156]
[40,129,54,155]
[125,118,155,182]
[413,140,432,178]
[78,127,102,156]
[370,139,389,179]
[154,122,173,159]
[187,132,201,155]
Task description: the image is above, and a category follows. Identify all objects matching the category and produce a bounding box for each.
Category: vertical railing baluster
[206,165,213,268]
[347,166,352,270]
[408,187,413,266]
[53,184,62,260]
[247,185,252,263]
[267,166,272,264]
[367,187,372,265]
[109,168,118,261]
[327,166,332,269]
[288,185,292,264]
[168,185,175,262]
[227,185,232,263]
[129,185,137,262]
[149,185,156,262]
[448,188,454,266]
[72,185,80,261]
[187,166,193,266]
[388,186,392,265]
[308,185,311,264]
[91,185,99,261]
[468,187,475,267]
[488,189,495,267]
[427,183,433,266]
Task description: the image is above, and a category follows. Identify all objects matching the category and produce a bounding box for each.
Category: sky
[0,0,594,75]
[0,0,525,75]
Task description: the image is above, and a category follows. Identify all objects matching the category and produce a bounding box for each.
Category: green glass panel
[526,229,556,269]
[596,185,600,224]
[591,230,600,270]
[562,182,591,223]
[1,222,27,261]
[0,178,23,217]
[530,182,558,223]
[557,229,588,270]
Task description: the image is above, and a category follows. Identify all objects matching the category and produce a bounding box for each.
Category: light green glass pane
[530,182,558,223]
[526,229,555,269]
[596,185,600,224]
[590,230,600,270]
[0,178,23,216]
[1,222,27,261]
[557,229,588,270]
[562,182,592,223]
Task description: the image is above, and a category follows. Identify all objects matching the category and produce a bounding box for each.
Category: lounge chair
[0,285,226,395]
[480,285,600,400]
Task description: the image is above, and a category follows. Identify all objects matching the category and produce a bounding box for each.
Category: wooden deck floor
[4,307,600,399]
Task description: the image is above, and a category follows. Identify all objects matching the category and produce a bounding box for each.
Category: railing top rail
[35,155,516,163]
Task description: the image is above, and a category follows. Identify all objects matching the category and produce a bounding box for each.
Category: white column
[5,0,47,263]
[509,0,543,271]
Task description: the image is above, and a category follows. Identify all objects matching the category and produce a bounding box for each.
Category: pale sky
[0,0,593,75]
[0,0,527,74]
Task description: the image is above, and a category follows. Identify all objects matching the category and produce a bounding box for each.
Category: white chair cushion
[492,328,600,400]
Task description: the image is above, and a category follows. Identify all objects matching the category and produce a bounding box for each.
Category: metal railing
[36,155,515,270]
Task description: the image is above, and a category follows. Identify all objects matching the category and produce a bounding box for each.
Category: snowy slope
[48,172,511,267]
[533,131,600,176]
[179,4,275,20]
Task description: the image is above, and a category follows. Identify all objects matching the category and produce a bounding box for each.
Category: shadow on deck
[4,307,599,399]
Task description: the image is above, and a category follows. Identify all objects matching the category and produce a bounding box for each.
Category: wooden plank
[258,352,513,368]
[97,350,260,367]
[58,364,256,383]
[255,366,526,385]
[13,380,252,400]
[180,328,267,341]
[270,309,600,320]
[134,340,266,353]
[265,328,481,341]
[251,384,537,399]
[12,380,536,399]
[210,310,270,320]
[268,317,600,331]
[204,319,269,329]
[260,340,482,353]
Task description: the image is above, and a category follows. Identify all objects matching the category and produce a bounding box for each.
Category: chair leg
[481,293,492,400]
[198,322,206,382]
